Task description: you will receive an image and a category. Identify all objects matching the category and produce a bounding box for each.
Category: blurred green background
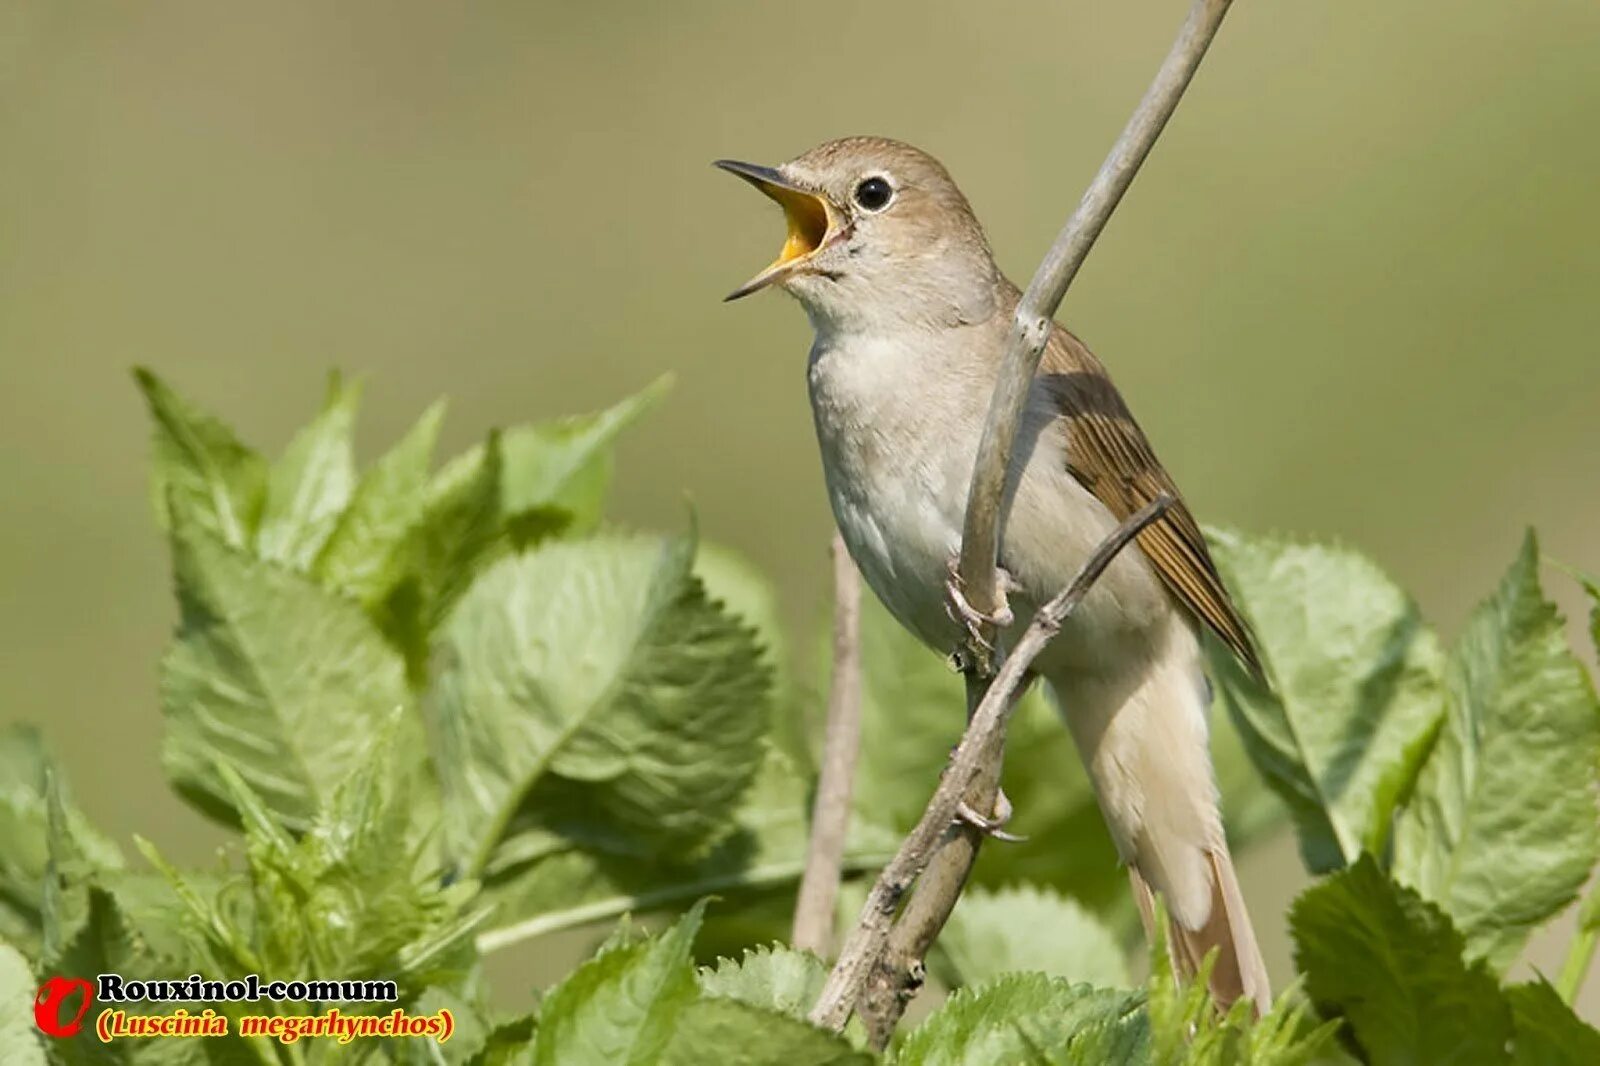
[3,0,1597,1012]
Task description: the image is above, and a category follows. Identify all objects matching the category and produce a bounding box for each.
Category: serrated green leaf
[159,516,415,830]
[1394,533,1600,968]
[1506,980,1600,1065]
[435,533,771,876]
[134,367,268,548]
[1290,854,1511,1066]
[406,985,495,1065]
[375,429,505,685]
[696,540,793,703]
[1207,528,1448,872]
[42,819,241,1066]
[315,398,446,603]
[0,942,46,1066]
[256,373,360,569]
[933,884,1129,991]
[432,377,668,544]
[503,375,669,529]
[476,747,897,953]
[471,1013,538,1066]
[532,899,705,1066]
[0,726,122,956]
[662,997,870,1066]
[140,741,485,1015]
[894,973,1145,1066]
[698,943,828,1020]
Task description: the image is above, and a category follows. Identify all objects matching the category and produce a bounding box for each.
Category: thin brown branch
[792,535,866,954]
[810,497,1174,1034]
[959,0,1235,636]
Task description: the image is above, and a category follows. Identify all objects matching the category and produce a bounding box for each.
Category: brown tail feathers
[1130,848,1270,1017]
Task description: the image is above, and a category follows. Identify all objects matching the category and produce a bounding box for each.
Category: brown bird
[718,136,1270,1014]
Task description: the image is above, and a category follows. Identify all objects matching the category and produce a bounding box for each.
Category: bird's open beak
[715,159,836,301]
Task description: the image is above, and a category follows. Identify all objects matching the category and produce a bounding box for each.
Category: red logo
[34,976,94,1038]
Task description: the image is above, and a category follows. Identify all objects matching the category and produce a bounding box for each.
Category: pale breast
[805,330,1174,673]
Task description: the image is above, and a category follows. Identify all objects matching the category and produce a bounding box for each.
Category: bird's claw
[955,788,1025,843]
[944,558,1016,651]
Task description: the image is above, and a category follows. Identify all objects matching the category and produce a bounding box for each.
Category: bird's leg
[943,742,1025,843]
[943,556,1017,654]
[955,789,1025,843]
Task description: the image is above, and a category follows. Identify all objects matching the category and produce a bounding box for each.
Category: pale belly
[807,337,1174,679]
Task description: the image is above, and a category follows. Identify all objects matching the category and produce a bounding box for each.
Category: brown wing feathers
[1041,327,1264,680]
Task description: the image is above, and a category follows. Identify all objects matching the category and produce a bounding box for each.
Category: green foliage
[135,367,269,547]
[1292,855,1511,1065]
[1145,909,1336,1066]
[893,975,1147,1065]
[528,905,866,1066]
[0,726,123,956]
[257,372,361,569]
[0,941,47,1066]
[1206,529,1447,873]
[1506,980,1600,1066]
[160,514,419,830]
[433,533,771,874]
[7,370,1600,1063]
[1393,533,1600,968]
[698,944,830,1020]
[932,884,1129,991]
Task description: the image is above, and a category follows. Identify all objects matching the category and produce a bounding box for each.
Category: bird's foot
[955,788,1025,843]
[944,557,1017,653]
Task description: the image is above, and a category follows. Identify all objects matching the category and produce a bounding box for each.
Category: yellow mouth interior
[766,185,830,266]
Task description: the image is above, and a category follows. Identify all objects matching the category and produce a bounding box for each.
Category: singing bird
[717,137,1270,1014]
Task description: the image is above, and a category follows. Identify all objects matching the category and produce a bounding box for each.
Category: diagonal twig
[792,534,866,954]
[810,497,1175,1033]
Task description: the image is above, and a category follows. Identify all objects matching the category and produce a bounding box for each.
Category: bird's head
[717,137,1000,333]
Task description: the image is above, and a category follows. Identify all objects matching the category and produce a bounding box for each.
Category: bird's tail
[1044,623,1270,1017]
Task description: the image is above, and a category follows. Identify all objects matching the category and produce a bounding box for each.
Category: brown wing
[1040,325,1263,679]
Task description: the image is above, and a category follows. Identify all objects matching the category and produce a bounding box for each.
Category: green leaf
[661,998,870,1066]
[698,944,828,1020]
[256,372,360,570]
[0,942,46,1066]
[375,429,505,685]
[696,541,792,692]
[894,974,1145,1066]
[134,367,268,548]
[1207,527,1448,872]
[501,375,670,531]
[1506,980,1600,1065]
[141,741,486,1006]
[315,398,446,603]
[433,376,669,540]
[159,517,415,830]
[1290,854,1511,1066]
[932,884,1129,991]
[532,899,705,1066]
[477,747,897,953]
[0,726,122,956]
[1393,532,1600,968]
[434,533,771,876]
[472,1013,539,1066]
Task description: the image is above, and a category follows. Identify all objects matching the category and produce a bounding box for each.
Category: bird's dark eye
[853,176,893,212]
